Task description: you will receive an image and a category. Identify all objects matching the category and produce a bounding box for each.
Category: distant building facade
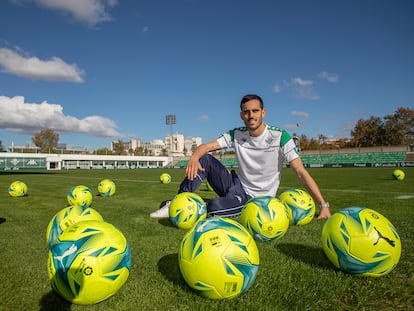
[112,134,202,157]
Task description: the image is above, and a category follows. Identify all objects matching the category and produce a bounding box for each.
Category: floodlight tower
[165,114,176,155]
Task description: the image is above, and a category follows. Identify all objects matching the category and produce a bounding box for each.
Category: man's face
[240,99,266,132]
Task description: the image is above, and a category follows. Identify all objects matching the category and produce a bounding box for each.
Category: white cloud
[0,96,121,137]
[318,71,339,83]
[338,121,355,138]
[284,123,301,130]
[273,83,281,93]
[291,110,309,119]
[291,77,320,100]
[0,48,84,82]
[32,0,118,26]
[285,111,309,130]
[292,77,313,87]
[275,71,338,99]
[198,114,209,122]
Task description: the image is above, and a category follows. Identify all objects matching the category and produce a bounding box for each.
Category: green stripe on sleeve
[280,130,292,146]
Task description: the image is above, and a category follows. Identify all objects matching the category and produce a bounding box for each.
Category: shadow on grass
[0,218,5,224]
[157,253,192,293]
[39,290,71,311]
[155,200,177,228]
[158,218,176,227]
[276,242,333,270]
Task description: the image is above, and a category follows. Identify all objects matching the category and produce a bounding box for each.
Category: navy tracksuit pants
[178,154,251,217]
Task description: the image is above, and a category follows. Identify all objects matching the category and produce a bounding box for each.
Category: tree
[95,148,112,155]
[32,129,59,152]
[351,116,385,147]
[308,138,320,150]
[0,139,4,152]
[336,138,351,148]
[318,134,327,145]
[383,107,414,145]
[112,140,125,155]
[134,146,144,156]
[350,107,414,147]
[299,134,310,150]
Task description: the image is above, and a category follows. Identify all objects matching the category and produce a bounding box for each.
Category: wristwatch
[320,202,330,209]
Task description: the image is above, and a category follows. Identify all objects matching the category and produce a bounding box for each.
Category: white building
[165,134,184,156]
[142,139,166,156]
[113,134,202,157]
[0,153,172,170]
[184,136,202,156]
[164,134,203,156]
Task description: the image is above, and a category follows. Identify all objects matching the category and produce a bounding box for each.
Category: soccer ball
[169,192,207,230]
[97,179,116,197]
[46,205,104,248]
[179,217,260,299]
[47,220,131,305]
[279,189,315,225]
[239,196,289,241]
[392,169,405,181]
[67,185,93,207]
[160,173,171,184]
[321,207,401,277]
[8,181,28,197]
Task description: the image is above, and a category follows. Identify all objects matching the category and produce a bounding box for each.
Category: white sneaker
[150,200,171,218]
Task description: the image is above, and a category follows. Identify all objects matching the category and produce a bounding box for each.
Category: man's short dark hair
[240,94,263,110]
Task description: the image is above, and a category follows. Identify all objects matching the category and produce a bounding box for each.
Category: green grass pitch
[0,167,413,310]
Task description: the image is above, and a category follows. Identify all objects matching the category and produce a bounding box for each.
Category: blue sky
[0,0,413,151]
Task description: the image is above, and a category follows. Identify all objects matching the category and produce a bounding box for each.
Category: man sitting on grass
[150,94,331,219]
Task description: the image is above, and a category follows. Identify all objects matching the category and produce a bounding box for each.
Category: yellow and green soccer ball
[47,220,131,305]
[279,189,315,225]
[321,207,401,277]
[46,205,104,248]
[67,185,93,207]
[392,169,405,181]
[179,217,259,299]
[160,173,171,184]
[8,181,28,197]
[240,196,289,241]
[169,192,207,230]
[97,179,116,197]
